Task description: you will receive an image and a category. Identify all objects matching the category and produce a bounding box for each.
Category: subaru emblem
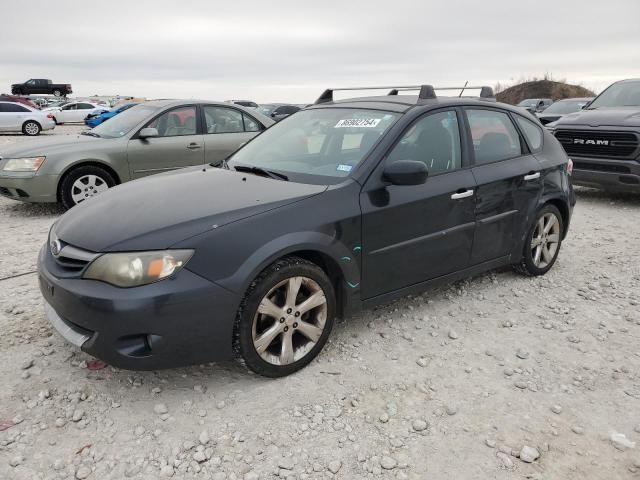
[50,239,62,256]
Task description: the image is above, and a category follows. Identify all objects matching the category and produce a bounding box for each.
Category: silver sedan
[0,100,274,209]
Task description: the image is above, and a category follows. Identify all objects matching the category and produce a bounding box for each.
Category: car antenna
[459,81,469,97]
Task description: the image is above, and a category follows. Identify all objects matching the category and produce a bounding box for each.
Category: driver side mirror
[139,127,159,139]
[383,160,428,186]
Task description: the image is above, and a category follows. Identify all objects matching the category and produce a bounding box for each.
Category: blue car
[84,103,138,128]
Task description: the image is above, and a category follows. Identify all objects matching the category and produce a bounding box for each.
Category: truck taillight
[567,158,573,175]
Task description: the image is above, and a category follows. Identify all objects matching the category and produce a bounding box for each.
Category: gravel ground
[1,126,639,480]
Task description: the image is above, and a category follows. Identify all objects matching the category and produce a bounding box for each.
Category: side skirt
[360,255,512,311]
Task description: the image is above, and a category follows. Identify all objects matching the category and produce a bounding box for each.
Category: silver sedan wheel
[24,122,39,135]
[71,175,109,205]
[252,276,328,366]
[531,212,561,268]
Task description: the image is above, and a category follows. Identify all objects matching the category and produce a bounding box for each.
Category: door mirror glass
[139,127,159,139]
[383,160,428,186]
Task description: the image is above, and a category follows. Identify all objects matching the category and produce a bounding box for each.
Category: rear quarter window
[515,116,543,152]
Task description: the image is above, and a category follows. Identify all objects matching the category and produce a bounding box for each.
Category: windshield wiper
[81,131,101,138]
[233,165,288,181]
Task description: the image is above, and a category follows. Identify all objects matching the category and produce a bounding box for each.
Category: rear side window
[515,116,543,151]
[204,106,244,133]
[466,109,523,164]
[243,113,262,132]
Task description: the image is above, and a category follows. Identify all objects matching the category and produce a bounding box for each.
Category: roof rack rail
[313,84,494,104]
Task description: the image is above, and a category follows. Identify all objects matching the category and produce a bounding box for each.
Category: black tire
[234,256,336,377]
[514,204,564,276]
[53,89,62,97]
[22,120,41,136]
[58,165,116,210]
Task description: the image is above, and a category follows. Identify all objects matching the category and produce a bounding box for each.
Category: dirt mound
[496,80,595,105]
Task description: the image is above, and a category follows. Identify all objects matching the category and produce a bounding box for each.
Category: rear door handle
[451,189,474,200]
[187,143,201,150]
[524,172,540,181]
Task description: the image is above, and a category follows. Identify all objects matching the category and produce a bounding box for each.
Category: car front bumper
[38,244,241,370]
[0,173,59,202]
[571,156,640,192]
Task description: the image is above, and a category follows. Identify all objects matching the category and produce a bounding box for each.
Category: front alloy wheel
[235,257,335,377]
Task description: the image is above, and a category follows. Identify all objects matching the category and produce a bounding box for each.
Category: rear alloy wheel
[53,89,62,97]
[515,204,564,276]
[235,257,335,377]
[22,121,41,136]
[59,165,115,210]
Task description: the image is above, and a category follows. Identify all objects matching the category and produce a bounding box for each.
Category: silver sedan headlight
[83,250,194,288]
[2,156,47,172]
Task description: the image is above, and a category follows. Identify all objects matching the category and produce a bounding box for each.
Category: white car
[0,101,56,136]
[47,102,109,124]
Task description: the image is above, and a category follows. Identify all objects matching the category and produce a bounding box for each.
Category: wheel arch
[22,119,42,130]
[217,233,361,320]
[540,195,570,239]
[56,160,122,202]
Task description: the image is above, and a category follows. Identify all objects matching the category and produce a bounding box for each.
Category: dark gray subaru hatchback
[39,85,575,377]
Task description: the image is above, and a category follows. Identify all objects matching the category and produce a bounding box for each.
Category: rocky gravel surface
[1,127,640,479]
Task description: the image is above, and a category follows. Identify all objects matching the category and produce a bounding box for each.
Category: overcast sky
[1,0,639,103]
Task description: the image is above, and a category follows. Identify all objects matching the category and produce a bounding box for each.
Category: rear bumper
[38,245,241,370]
[40,119,56,131]
[571,156,640,192]
[0,173,59,202]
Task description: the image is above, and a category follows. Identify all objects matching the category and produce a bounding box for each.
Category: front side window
[77,103,94,110]
[515,116,543,151]
[62,104,77,111]
[146,106,197,137]
[228,108,399,183]
[26,79,36,86]
[386,110,462,175]
[466,109,523,164]
[204,106,244,134]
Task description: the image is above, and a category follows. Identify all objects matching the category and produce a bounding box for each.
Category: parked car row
[0,100,273,208]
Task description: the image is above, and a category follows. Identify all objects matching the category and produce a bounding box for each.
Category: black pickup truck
[548,78,640,193]
[11,78,73,97]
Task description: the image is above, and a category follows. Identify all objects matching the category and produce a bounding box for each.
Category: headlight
[83,250,194,287]
[2,157,46,172]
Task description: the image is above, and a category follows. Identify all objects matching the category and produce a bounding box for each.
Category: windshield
[92,104,161,138]
[543,99,590,114]
[517,99,538,106]
[588,80,640,108]
[228,108,399,183]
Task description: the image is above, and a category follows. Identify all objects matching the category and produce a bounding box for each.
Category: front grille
[49,238,99,276]
[555,130,639,158]
[572,162,631,174]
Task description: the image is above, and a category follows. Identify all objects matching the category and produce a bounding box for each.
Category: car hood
[553,107,640,128]
[54,167,327,252]
[0,135,107,159]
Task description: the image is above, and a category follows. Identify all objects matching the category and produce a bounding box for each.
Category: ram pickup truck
[549,78,640,193]
[11,79,73,97]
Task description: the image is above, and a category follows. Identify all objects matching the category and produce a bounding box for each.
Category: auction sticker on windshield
[335,118,381,128]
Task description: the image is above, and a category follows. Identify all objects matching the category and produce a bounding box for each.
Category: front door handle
[524,171,540,181]
[187,143,201,150]
[451,189,474,200]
